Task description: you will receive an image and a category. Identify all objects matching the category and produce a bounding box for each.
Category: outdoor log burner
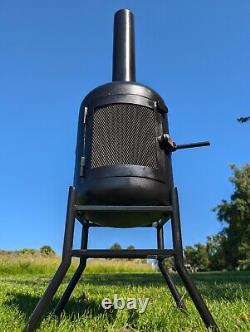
[25,9,219,331]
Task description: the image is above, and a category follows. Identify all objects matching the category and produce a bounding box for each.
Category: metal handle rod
[175,141,210,150]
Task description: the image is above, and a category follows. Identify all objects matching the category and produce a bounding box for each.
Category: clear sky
[0,1,249,253]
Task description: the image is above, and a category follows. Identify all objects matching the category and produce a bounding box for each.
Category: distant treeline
[0,245,56,256]
[183,164,250,272]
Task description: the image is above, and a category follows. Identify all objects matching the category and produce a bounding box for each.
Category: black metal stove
[25,9,219,332]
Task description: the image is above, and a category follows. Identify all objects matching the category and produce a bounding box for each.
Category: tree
[40,245,55,256]
[110,243,122,250]
[184,243,210,271]
[206,234,226,270]
[213,164,250,270]
[126,245,135,260]
[19,248,37,255]
[162,257,175,271]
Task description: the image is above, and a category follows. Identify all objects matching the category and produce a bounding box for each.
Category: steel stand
[24,186,219,331]
[157,225,187,312]
[54,222,89,316]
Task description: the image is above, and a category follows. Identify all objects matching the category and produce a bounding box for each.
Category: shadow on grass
[81,272,250,301]
[4,293,117,323]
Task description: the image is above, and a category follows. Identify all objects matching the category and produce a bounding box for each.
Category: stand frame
[24,186,219,331]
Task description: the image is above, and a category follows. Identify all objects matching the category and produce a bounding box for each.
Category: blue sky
[0,1,249,253]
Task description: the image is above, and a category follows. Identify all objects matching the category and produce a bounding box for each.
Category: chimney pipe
[112,9,136,82]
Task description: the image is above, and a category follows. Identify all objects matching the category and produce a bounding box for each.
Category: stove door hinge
[79,156,86,177]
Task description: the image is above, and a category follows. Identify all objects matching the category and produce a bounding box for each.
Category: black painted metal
[74,89,172,226]
[71,249,174,259]
[176,141,210,150]
[54,223,89,316]
[62,187,76,260]
[158,260,187,312]
[73,8,174,227]
[157,226,187,312]
[157,225,164,249]
[170,188,219,330]
[24,186,76,332]
[73,9,211,228]
[24,186,219,331]
[24,9,219,332]
[75,205,173,212]
[113,9,135,82]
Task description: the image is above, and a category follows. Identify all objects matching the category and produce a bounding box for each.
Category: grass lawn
[0,267,249,331]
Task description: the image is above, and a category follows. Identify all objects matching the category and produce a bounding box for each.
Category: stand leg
[157,226,187,312]
[24,187,76,332]
[54,222,89,316]
[171,187,219,331]
[158,259,187,312]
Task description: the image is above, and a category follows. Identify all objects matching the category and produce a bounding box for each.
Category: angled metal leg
[171,187,219,331]
[24,186,76,332]
[158,259,187,312]
[157,225,187,312]
[54,222,89,316]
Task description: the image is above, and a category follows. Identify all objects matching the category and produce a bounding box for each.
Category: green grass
[0,253,153,275]
[0,267,249,331]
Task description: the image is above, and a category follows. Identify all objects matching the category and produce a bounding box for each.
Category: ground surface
[0,271,249,331]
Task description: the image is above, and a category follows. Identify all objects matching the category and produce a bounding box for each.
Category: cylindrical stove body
[73,10,174,227]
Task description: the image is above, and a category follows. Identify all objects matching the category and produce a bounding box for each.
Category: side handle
[158,134,210,153]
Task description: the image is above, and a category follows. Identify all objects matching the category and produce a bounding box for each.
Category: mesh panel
[90,103,158,168]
